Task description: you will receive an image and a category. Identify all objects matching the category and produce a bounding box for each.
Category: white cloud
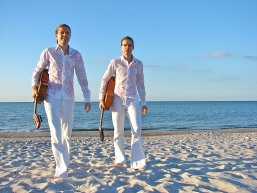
[200,51,237,57]
[244,56,257,60]
[144,64,167,68]
[172,65,185,70]
[220,74,238,81]
[194,69,213,73]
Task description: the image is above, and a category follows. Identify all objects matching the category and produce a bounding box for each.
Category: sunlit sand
[0,129,256,192]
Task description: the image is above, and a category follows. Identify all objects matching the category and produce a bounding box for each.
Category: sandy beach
[0,129,256,193]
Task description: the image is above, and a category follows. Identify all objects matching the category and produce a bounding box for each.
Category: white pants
[111,98,146,169]
[44,96,75,178]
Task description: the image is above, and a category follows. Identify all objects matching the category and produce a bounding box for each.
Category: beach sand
[0,129,256,193]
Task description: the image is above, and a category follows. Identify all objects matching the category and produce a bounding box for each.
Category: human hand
[99,100,105,110]
[141,105,147,115]
[32,86,38,102]
[84,103,91,113]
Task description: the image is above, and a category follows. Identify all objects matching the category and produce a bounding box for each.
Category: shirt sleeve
[136,62,146,106]
[99,60,116,100]
[31,49,49,87]
[75,53,91,103]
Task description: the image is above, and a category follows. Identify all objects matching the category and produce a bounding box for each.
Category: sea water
[0,101,256,132]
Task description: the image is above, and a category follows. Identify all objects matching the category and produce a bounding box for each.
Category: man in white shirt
[31,24,91,178]
[99,36,147,171]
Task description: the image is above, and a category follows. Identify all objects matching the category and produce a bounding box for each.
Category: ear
[55,33,58,39]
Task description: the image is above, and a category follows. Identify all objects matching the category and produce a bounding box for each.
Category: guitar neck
[99,107,104,128]
[34,96,38,114]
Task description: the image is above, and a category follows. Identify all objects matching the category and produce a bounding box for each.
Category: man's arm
[31,86,38,102]
[136,61,147,107]
[75,52,91,103]
[31,49,49,101]
[99,60,115,101]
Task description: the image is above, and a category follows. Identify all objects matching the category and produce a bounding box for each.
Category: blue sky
[0,0,256,102]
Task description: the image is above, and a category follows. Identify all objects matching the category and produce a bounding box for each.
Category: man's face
[120,39,134,56]
[55,27,71,46]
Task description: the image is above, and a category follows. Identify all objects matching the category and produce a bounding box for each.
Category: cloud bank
[201,51,237,57]
[244,56,257,60]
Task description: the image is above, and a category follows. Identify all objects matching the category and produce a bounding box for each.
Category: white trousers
[44,96,75,178]
[111,98,146,169]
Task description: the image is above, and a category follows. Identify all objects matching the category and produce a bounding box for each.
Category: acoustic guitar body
[33,69,49,129]
[37,69,49,104]
[99,76,115,141]
[104,76,115,110]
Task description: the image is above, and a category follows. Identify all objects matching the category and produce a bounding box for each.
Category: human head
[55,24,71,35]
[120,36,134,58]
[121,36,134,47]
[55,24,71,44]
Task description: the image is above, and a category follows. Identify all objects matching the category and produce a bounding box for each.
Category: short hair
[121,36,134,46]
[55,24,71,34]
[55,24,71,43]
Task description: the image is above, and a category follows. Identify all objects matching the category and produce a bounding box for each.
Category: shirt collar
[121,55,135,64]
[55,44,74,55]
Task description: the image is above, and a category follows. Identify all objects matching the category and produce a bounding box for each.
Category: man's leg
[44,96,69,178]
[111,101,126,164]
[61,99,75,168]
[127,100,146,169]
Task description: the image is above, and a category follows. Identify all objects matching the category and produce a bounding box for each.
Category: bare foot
[135,168,146,171]
[52,176,58,179]
[114,162,123,166]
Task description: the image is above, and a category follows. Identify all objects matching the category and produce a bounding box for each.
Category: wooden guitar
[99,76,115,141]
[33,69,49,129]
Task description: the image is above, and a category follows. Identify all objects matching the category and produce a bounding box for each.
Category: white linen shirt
[99,55,146,106]
[31,45,90,102]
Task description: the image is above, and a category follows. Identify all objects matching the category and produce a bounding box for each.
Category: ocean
[0,101,256,133]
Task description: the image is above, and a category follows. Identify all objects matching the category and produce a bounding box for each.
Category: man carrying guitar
[99,36,147,171]
[31,24,91,178]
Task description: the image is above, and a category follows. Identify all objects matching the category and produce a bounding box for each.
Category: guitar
[33,69,49,129]
[99,76,115,141]
[33,96,42,129]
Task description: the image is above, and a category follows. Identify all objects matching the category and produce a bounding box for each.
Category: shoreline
[0,128,256,138]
